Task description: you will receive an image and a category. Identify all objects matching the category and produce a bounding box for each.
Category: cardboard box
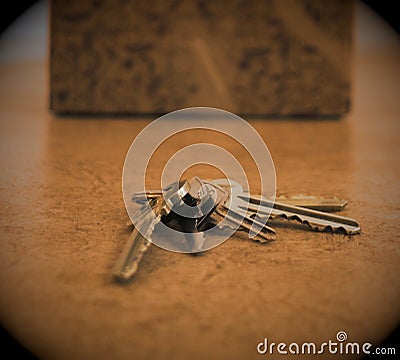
[50,0,353,116]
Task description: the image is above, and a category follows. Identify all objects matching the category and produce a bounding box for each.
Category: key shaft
[272,195,347,212]
[113,228,151,281]
[214,205,276,242]
[240,196,361,234]
[114,180,191,282]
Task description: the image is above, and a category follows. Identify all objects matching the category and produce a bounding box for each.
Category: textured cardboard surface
[50,0,353,115]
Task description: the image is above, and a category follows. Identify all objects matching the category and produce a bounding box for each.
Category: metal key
[113,222,152,282]
[131,179,360,237]
[239,194,361,234]
[162,177,210,253]
[132,178,276,244]
[202,179,276,242]
[205,178,360,235]
[113,180,191,281]
[159,177,274,251]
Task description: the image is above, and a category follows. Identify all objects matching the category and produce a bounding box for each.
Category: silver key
[132,179,276,244]
[239,195,361,234]
[113,180,191,281]
[113,225,152,282]
[212,205,276,242]
[206,178,360,235]
[131,179,360,237]
[203,179,276,243]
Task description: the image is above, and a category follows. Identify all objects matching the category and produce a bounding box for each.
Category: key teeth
[113,236,152,282]
[269,213,361,234]
[307,223,361,235]
[113,249,148,282]
[113,267,137,282]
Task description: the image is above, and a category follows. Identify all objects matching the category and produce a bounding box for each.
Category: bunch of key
[113,177,360,281]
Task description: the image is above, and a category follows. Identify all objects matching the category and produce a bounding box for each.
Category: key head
[127,179,191,245]
[161,177,220,232]
[161,179,191,214]
[130,177,274,252]
[205,178,274,240]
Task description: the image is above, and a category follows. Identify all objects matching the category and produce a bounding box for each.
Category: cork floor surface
[0,3,399,360]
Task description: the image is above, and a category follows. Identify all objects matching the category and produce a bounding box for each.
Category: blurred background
[1,1,399,36]
[0,1,398,117]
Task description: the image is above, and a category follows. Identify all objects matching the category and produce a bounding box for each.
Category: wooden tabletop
[0,2,399,359]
